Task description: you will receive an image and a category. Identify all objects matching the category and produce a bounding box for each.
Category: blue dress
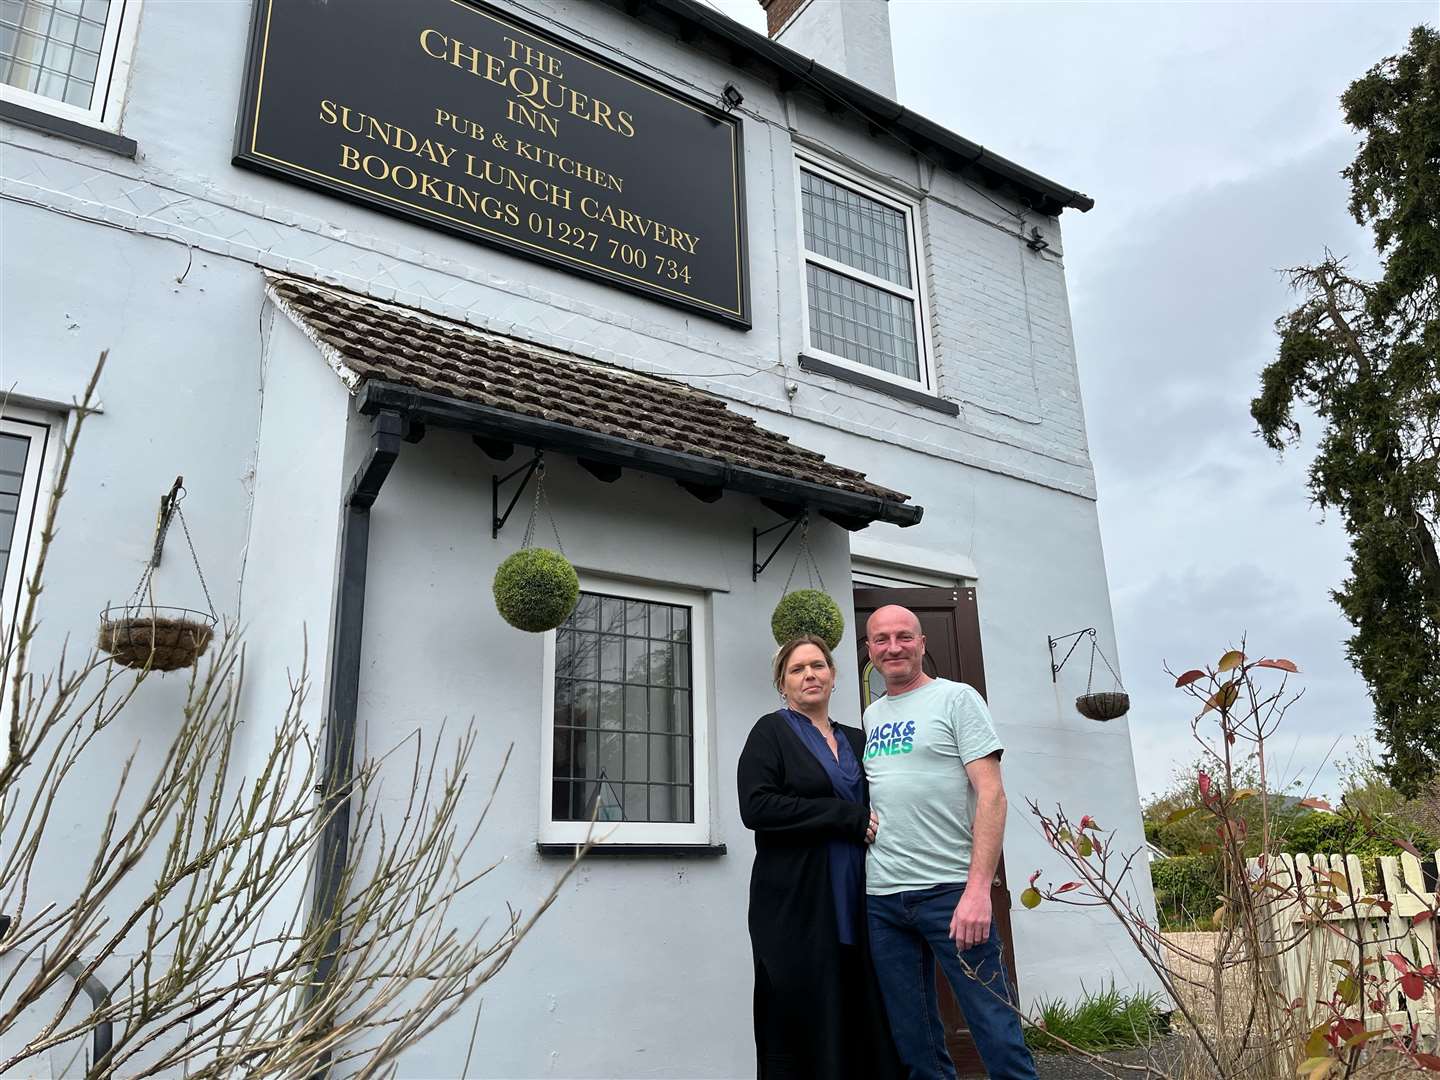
[781,708,866,945]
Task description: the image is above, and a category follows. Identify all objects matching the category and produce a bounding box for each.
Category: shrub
[1149,854,1222,929]
[493,548,579,632]
[770,589,844,649]
[1274,810,1439,889]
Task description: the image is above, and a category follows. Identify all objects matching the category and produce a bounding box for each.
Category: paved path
[1032,1034,1186,1078]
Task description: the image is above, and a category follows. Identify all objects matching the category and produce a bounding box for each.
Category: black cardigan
[737,711,902,1080]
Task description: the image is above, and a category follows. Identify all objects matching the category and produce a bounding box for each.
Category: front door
[853,586,1018,1079]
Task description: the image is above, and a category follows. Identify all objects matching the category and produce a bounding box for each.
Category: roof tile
[266,274,912,507]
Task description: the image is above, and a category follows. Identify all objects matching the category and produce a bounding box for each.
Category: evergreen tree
[1252,26,1440,795]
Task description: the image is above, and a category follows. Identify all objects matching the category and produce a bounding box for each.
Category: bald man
[861,605,1037,1080]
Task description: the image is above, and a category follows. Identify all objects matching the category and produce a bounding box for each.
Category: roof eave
[357,380,924,528]
[603,0,1094,215]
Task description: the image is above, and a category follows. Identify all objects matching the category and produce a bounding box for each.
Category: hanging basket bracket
[492,452,543,540]
[1047,627,1096,684]
[752,510,805,582]
[149,475,185,568]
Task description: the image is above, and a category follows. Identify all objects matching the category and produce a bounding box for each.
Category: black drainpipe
[306,409,402,1075]
[63,957,113,1076]
[0,919,113,1075]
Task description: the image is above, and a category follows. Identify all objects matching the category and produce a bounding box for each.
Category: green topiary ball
[771,589,845,650]
[493,548,580,632]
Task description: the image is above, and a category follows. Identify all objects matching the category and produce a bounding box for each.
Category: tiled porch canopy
[265,273,922,530]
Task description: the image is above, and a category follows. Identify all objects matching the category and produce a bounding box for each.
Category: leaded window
[542,580,711,846]
[798,160,930,387]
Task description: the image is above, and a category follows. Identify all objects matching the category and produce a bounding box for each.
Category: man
[861,604,1037,1080]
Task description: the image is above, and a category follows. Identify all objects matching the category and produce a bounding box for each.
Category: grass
[1023,982,1169,1054]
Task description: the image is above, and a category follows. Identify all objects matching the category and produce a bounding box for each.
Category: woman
[737,635,902,1080]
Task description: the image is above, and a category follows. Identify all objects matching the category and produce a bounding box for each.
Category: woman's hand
[864,809,878,844]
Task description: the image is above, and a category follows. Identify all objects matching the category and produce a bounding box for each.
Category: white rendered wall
[0,207,268,1078]
[0,1,1155,1076]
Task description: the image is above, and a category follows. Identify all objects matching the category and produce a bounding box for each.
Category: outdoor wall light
[1025,227,1050,253]
[721,82,744,112]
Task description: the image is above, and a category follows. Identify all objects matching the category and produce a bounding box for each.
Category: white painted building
[0,0,1160,1076]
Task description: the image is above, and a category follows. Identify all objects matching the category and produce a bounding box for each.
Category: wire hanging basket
[98,606,216,672]
[1075,690,1130,722]
[1076,633,1129,721]
[98,479,218,672]
[1050,627,1130,721]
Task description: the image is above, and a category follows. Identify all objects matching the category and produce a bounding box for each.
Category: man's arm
[949,751,1006,949]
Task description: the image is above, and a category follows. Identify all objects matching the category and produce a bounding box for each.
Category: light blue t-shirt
[861,678,1003,895]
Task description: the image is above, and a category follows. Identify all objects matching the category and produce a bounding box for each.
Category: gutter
[601,0,1094,215]
[356,380,924,529]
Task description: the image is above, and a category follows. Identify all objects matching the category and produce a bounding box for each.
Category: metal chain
[780,515,825,595]
[521,462,565,556]
[1086,635,1124,693]
[175,504,217,619]
[122,487,216,619]
[806,532,826,591]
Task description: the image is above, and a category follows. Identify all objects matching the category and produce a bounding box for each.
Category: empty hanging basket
[98,606,216,672]
[98,477,219,673]
[1049,627,1130,721]
[1075,690,1130,722]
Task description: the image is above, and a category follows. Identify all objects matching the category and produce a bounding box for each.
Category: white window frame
[1,408,59,746]
[794,152,935,392]
[1,0,143,133]
[538,575,712,846]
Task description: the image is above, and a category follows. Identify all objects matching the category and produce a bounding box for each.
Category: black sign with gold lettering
[235,0,749,326]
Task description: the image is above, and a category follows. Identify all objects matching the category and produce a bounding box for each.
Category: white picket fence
[1246,850,1439,1036]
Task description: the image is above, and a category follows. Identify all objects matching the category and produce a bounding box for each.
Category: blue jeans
[867,884,1038,1080]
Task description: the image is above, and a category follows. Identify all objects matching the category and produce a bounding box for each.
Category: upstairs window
[797,157,931,388]
[1,0,140,130]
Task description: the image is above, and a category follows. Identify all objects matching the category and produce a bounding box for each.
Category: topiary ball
[771,589,845,650]
[493,548,580,632]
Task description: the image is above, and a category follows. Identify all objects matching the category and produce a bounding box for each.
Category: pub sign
[235,0,750,326]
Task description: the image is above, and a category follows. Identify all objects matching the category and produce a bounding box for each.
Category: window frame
[0,0,142,133]
[1,408,58,715]
[793,152,935,393]
[537,575,712,847]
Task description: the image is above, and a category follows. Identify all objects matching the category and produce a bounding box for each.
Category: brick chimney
[758,0,897,100]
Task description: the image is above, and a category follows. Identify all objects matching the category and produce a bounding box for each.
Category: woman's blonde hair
[771,635,838,693]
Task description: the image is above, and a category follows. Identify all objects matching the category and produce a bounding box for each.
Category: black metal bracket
[752,510,805,582]
[1047,627,1096,683]
[493,452,543,540]
[149,475,184,568]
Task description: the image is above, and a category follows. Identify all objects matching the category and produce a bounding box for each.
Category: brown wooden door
[853,586,1017,1079]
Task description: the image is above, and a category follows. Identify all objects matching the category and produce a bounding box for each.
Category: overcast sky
[712,0,1435,801]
